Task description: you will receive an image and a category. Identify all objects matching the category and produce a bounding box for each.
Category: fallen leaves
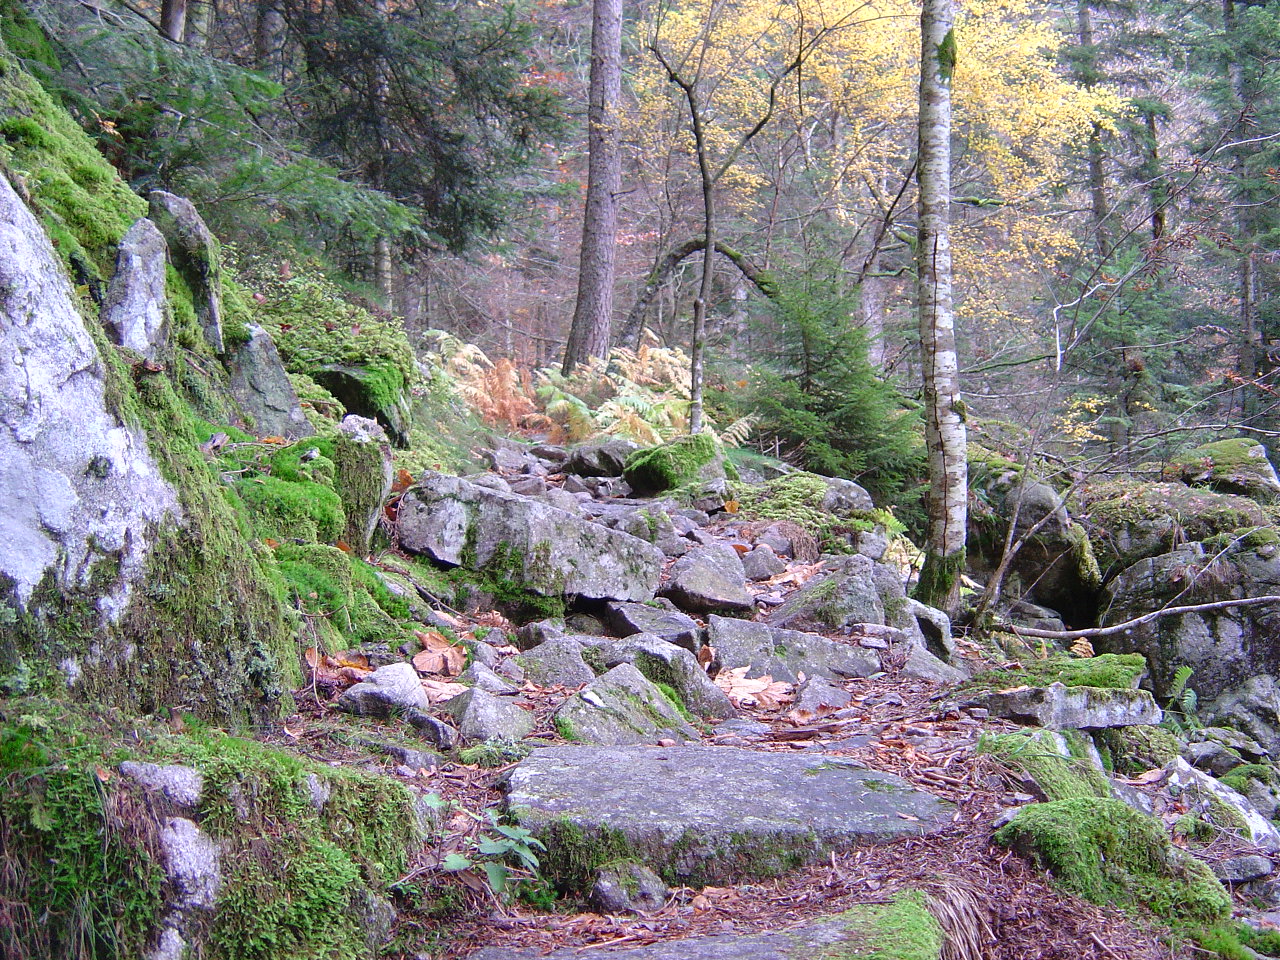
[413,629,467,677]
[422,679,469,703]
[714,666,793,710]
[305,647,372,686]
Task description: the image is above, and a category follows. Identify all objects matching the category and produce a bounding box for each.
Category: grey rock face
[819,476,874,514]
[159,817,221,912]
[1101,541,1280,728]
[565,439,640,477]
[226,324,312,440]
[313,362,413,448]
[460,661,519,695]
[398,472,664,603]
[742,544,786,581]
[982,682,1161,730]
[0,173,180,614]
[1205,676,1280,758]
[707,616,878,684]
[406,709,459,750]
[337,663,431,717]
[603,634,736,719]
[606,599,702,651]
[118,761,203,810]
[148,190,223,354]
[504,745,953,887]
[102,217,169,360]
[335,415,393,555]
[443,687,534,743]
[589,862,669,915]
[792,677,852,714]
[659,543,753,613]
[553,664,701,746]
[1213,855,1274,883]
[1164,757,1280,852]
[519,637,597,688]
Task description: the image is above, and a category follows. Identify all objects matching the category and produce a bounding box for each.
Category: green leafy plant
[1162,665,1202,736]
[441,809,546,900]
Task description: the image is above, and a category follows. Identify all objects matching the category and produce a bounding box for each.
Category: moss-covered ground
[957,652,1147,697]
[0,699,421,960]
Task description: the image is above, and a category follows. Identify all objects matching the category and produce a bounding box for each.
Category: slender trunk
[562,0,623,375]
[254,0,285,77]
[160,0,187,41]
[1077,1,1110,257]
[862,250,886,370]
[1145,111,1166,242]
[913,0,967,615]
[1223,0,1259,416]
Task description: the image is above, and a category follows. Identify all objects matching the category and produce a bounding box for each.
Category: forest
[4,0,1280,958]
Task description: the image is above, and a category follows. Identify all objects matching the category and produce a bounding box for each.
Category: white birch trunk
[914,0,968,613]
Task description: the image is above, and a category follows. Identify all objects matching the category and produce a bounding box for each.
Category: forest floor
[280,509,1249,960]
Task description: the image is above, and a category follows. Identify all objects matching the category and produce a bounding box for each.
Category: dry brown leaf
[1129,768,1166,784]
[422,679,468,703]
[714,666,794,709]
[413,630,467,676]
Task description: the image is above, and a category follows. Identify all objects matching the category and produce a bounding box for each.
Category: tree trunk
[1076,1,1110,257]
[913,0,968,615]
[562,0,623,375]
[254,0,286,77]
[160,0,188,41]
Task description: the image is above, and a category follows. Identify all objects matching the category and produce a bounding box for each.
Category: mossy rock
[622,433,724,496]
[1078,480,1266,576]
[978,729,1112,802]
[737,471,901,554]
[0,701,421,960]
[995,797,1230,924]
[1166,437,1280,502]
[958,653,1147,697]
[1093,725,1182,775]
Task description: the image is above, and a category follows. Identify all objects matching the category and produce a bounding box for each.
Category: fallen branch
[1001,594,1280,640]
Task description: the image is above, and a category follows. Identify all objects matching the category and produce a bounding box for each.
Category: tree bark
[160,0,188,42]
[254,0,286,77]
[1076,1,1111,257]
[913,0,968,615]
[618,237,778,349]
[562,0,623,375]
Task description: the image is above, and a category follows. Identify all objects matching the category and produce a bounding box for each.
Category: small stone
[1212,855,1274,883]
[406,709,458,750]
[588,862,669,915]
[159,817,221,912]
[337,663,431,717]
[461,661,520,695]
[443,688,535,743]
[741,544,786,582]
[519,637,596,688]
[118,761,203,810]
[659,544,753,614]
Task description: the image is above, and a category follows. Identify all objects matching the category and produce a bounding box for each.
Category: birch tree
[562,0,624,375]
[914,0,968,614]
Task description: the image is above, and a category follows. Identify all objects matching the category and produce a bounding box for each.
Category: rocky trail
[270,440,1280,959]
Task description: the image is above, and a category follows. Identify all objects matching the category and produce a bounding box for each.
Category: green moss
[623,434,720,495]
[913,548,966,611]
[995,797,1230,923]
[458,738,530,767]
[1093,725,1182,775]
[235,473,345,543]
[0,37,144,281]
[654,681,695,723]
[0,702,419,960]
[335,426,390,552]
[553,715,580,742]
[958,653,1147,697]
[978,730,1111,801]
[738,471,902,553]
[274,543,404,648]
[819,890,944,960]
[1219,762,1277,794]
[535,818,636,892]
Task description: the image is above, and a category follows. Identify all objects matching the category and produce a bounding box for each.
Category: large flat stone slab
[503,745,953,887]
[470,893,942,959]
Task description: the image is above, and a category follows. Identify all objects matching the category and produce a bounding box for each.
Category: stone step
[502,745,954,889]
[470,892,943,959]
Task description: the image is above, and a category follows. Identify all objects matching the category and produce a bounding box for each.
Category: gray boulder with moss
[519,636,598,688]
[1163,757,1280,852]
[1205,677,1280,759]
[444,687,535,742]
[552,664,701,745]
[1098,538,1280,735]
[968,471,1100,624]
[397,471,664,603]
[602,633,736,719]
[503,745,954,888]
[101,217,170,360]
[565,438,640,477]
[147,190,223,354]
[1078,479,1266,576]
[225,323,313,440]
[1168,437,1280,501]
[658,543,753,613]
[335,415,393,554]
[622,433,726,496]
[606,599,702,651]
[982,682,1162,730]
[707,615,879,683]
